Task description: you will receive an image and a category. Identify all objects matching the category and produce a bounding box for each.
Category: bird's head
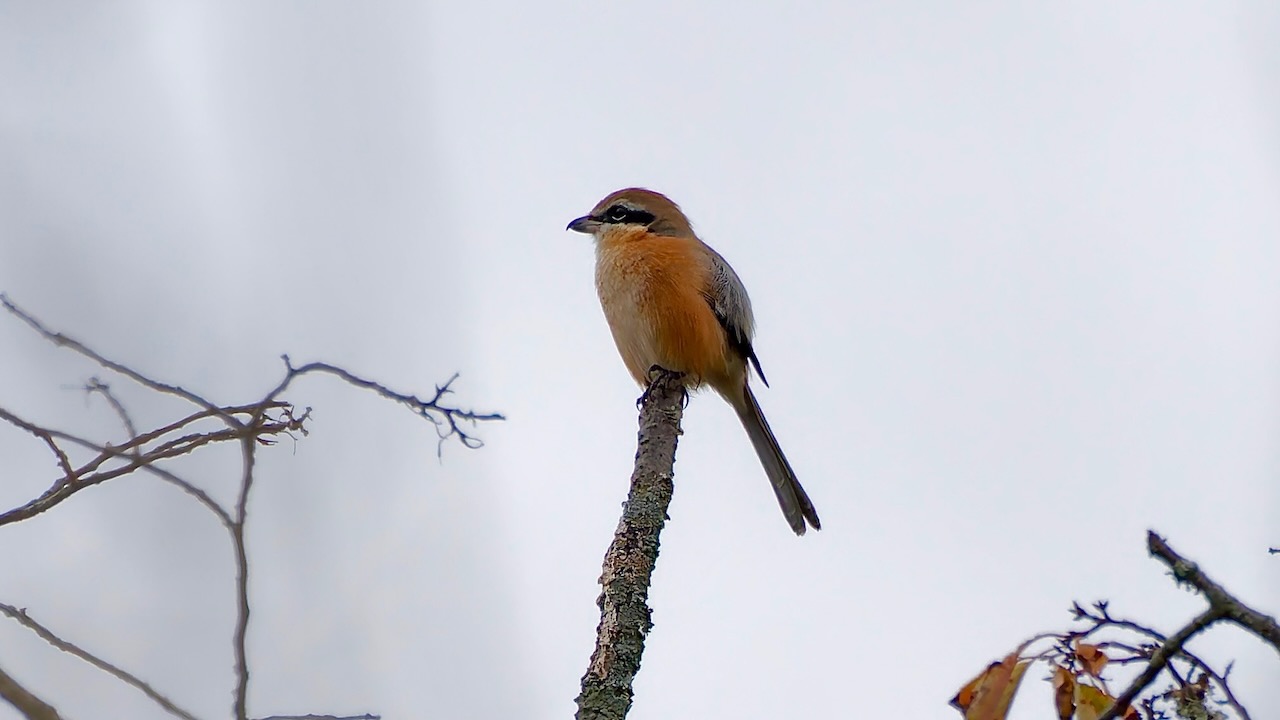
[566,188,695,239]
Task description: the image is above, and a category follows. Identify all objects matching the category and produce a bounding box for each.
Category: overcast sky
[2,3,1278,719]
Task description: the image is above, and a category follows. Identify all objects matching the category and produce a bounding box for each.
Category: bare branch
[1099,532,1280,720]
[2,296,497,720]
[0,405,296,528]
[1148,531,1280,651]
[255,715,380,720]
[0,663,63,720]
[0,408,75,484]
[37,426,234,529]
[1174,654,1253,720]
[575,370,685,720]
[84,377,140,448]
[1,294,225,417]
[1096,608,1221,720]
[0,604,200,720]
[1069,599,1253,720]
[232,434,258,720]
[273,357,504,454]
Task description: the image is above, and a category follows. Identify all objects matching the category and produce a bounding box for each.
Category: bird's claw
[637,365,685,408]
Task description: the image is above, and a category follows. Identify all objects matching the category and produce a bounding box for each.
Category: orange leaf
[1075,643,1110,678]
[950,650,1032,720]
[1051,665,1075,720]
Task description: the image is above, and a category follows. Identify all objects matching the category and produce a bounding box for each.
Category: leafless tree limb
[1,296,502,719]
[1147,532,1280,651]
[575,369,685,720]
[0,604,200,720]
[0,663,63,720]
[1098,532,1279,720]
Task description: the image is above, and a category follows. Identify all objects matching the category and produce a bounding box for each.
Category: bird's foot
[637,365,686,408]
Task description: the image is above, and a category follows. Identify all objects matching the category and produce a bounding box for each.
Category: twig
[272,357,504,454]
[1096,607,1221,720]
[84,377,140,448]
[0,408,75,484]
[0,406,292,528]
[1175,654,1252,720]
[35,425,235,529]
[255,715,380,720]
[0,663,63,720]
[0,604,200,720]
[1,294,226,418]
[575,370,685,720]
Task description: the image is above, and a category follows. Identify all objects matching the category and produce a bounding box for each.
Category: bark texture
[575,371,685,720]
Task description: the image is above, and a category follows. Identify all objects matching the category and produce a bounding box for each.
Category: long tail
[732,384,821,535]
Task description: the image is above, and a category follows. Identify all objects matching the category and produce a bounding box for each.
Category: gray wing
[701,248,769,387]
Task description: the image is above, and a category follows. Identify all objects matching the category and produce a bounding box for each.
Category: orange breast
[595,229,731,387]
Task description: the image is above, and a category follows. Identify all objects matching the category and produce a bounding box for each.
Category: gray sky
[2,3,1277,718]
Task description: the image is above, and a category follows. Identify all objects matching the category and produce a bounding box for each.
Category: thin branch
[0,404,293,527]
[1148,531,1280,651]
[1069,598,1253,720]
[37,426,233,529]
[0,663,63,720]
[1174,653,1252,720]
[84,377,140,449]
[0,408,75,484]
[0,604,200,720]
[1071,600,1168,644]
[255,715,381,720]
[1096,607,1221,720]
[104,402,285,458]
[2,297,496,720]
[575,370,685,720]
[1100,531,1280,720]
[272,357,504,454]
[232,432,258,720]
[1,294,225,417]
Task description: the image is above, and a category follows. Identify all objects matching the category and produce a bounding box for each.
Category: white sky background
[1,3,1278,719]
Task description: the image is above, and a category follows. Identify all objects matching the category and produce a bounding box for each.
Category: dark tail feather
[733,384,820,535]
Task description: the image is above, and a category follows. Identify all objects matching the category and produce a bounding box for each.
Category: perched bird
[567,188,820,535]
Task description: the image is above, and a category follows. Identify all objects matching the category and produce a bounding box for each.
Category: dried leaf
[1051,665,1075,720]
[1074,682,1137,720]
[950,650,1032,720]
[1075,643,1110,678]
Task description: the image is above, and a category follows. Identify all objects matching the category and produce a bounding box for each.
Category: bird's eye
[602,205,656,226]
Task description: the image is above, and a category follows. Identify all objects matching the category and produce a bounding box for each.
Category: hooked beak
[566,214,601,234]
